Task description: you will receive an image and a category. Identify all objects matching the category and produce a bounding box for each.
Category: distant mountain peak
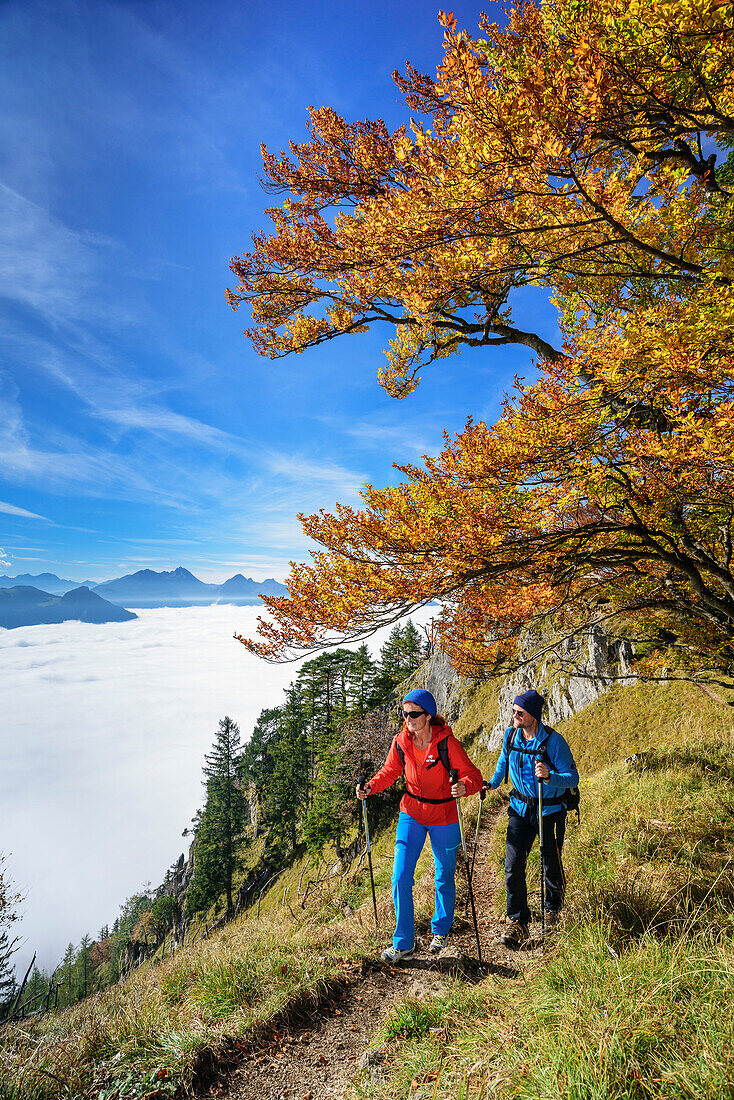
[0,585,137,629]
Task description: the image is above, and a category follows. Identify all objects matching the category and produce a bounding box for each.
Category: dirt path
[216,805,548,1100]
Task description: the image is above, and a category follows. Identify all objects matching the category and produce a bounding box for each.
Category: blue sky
[0,0,558,584]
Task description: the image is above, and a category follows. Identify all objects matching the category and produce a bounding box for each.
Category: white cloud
[265,452,365,489]
[0,500,47,520]
[343,419,438,457]
[0,181,126,329]
[0,548,11,570]
[0,390,203,511]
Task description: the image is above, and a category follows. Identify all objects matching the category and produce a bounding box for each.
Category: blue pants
[391,811,461,950]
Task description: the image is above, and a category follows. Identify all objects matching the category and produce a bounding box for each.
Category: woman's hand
[356,782,372,800]
[451,780,467,798]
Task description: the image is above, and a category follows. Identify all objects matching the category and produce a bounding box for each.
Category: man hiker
[484,689,579,949]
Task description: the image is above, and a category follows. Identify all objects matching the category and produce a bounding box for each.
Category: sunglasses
[402,709,426,719]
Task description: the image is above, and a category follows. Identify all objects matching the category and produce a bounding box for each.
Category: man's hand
[535,761,550,780]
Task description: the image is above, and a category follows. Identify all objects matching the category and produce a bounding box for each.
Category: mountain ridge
[0,567,288,608]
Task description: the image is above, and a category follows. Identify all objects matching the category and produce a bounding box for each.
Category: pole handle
[450,768,459,784]
[357,774,365,792]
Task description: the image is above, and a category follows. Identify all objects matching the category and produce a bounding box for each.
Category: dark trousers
[505,808,566,925]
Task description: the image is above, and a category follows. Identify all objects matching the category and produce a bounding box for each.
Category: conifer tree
[77,934,93,1000]
[373,622,427,700]
[347,644,378,714]
[61,942,76,1007]
[20,966,48,1014]
[299,650,358,853]
[186,717,249,917]
[0,859,21,1014]
[0,930,17,1013]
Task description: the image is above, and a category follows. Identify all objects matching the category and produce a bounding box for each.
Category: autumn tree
[232,0,734,683]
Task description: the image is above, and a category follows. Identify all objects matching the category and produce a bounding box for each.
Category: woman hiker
[357,688,483,962]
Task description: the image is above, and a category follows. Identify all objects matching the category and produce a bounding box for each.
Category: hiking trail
[212,805,549,1100]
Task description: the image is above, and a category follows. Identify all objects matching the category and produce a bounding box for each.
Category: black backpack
[503,726,580,822]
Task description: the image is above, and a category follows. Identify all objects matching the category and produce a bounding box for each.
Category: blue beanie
[513,689,545,722]
[403,688,437,717]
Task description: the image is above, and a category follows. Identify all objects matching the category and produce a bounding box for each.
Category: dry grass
[0,891,383,1099]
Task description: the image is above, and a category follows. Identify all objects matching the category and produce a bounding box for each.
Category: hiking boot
[501,921,529,949]
[428,934,447,955]
[380,944,414,963]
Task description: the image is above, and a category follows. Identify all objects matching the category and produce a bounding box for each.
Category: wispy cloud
[89,403,235,449]
[0,500,48,521]
[0,392,195,509]
[0,547,12,570]
[264,452,366,495]
[0,182,125,330]
[343,419,438,457]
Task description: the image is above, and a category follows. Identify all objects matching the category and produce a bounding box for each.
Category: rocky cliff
[414,623,634,750]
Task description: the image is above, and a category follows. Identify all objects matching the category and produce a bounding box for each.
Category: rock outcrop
[414,623,634,750]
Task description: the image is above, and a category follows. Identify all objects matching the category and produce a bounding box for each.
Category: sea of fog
[0,604,433,974]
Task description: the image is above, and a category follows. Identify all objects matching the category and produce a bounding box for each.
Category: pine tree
[186,717,249,918]
[299,651,356,854]
[0,929,18,1013]
[60,942,76,1008]
[373,622,427,701]
[19,966,48,1015]
[348,644,378,715]
[0,857,21,1015]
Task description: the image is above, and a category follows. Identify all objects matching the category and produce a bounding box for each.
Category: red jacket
[368,723,483,827]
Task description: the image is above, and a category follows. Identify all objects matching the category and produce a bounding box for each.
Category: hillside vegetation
[2,677,733,1099]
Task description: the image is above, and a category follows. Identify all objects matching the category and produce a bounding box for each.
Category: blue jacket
[487,722,579,818]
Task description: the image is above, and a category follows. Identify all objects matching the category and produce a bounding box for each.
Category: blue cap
[403,688,437,717]
[513,689,544,722]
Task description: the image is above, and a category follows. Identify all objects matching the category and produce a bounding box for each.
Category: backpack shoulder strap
[538,727,558,770]
[395,739,405,769]
[424,734,451,775]
[436,736,451,775]
[504,727,515,785]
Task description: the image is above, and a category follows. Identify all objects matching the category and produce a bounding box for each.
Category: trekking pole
[464,786,486,916]
[358,775,379,929]
[450,769,482,965]
[538,772,546,939]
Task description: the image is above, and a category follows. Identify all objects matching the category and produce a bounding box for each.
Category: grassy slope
[3,680,734,1099]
